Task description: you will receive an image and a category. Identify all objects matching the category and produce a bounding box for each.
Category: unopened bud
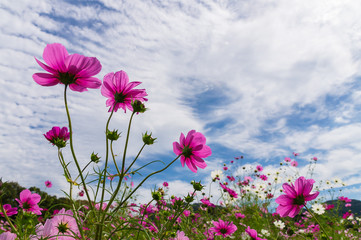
[91,152,101,163]
[132,100,147,113]
[142,132,156,145]
[107,129,120,141]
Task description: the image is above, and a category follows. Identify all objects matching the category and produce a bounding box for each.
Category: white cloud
[1,0,361,203]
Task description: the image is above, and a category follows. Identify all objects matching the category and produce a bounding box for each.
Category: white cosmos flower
[311,203,325,215]
[274,220,285,229]
[211,170,223,180]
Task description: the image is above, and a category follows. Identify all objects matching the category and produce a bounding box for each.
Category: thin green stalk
[304,205,331,240]
[124,144,146,175]
[98,112,136,235]
[95,108,115,239]
[63,86,93,213]
[0,204,19,236]
[110,155,181,215]
[111,140,122,176]
[159,190,197,240]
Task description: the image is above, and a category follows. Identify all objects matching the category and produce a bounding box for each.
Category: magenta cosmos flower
[276,176,319,218]
[173,130,212,173]
[33,43,102,92]
[245,226,267,240]
[45,180,52,188]
[0,204,18,217]
[209,219,237,238]
[44,126,70,148]
[0,232,17,240]
[16,189,43,215]
[101,70,148,112]
[40,208,79,239]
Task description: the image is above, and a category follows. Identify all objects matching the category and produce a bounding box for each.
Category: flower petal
[43,43,68,72]
[33,73,60,86]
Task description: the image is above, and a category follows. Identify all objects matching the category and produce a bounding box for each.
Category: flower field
[0,43,360,239]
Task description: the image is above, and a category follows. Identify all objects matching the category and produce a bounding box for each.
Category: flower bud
[191,181,204,191]
[107,129,120,141]
[142,132,156,145]
[91,152,101,163]
[152,191,162,201]
[131,100,147,113]
[185,194,194,203]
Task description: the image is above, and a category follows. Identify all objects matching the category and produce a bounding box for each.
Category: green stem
[110,155,181,216]
[98,112,136,228]
[159,190,196,240]
[63,85,93,213]
[0,204,19,236]
[95,108,115,239]
[304,205,331,240]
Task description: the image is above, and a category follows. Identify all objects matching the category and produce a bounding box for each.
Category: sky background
[1,0,361,204]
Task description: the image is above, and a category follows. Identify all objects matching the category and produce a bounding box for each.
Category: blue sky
[1,0,361,203]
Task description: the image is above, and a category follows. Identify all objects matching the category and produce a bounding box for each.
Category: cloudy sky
[1,0,361,203]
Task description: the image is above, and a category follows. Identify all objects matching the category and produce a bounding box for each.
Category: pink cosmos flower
[163,182,169,187]
[0,232,17,240]
[41,208,79,239]
[209,219,237,238]
[172,230,189,240]
[16,189,43,215]
[245,226,267,240]
[293,152,299,156]
[173,130,211,173]
[284,157,291,162]
[200,197,216,208]
[275,176,319,218]
[260,174,268,181]
[33,43,102,91]
[312,157,318,161]
[256,165,263,172]
[220,183,238,198]
[234,212,245,219]
[101,70,148,112]
[78,190,84,197]
[338,196,352,203]
[45,180,52,188]
[0,204,17,217]
[44,126,70,148]
[291,161,298,167]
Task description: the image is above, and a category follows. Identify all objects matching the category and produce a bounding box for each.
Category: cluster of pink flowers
[34,43,212,173]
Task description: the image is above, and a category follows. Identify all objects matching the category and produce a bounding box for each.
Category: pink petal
[179,133,186,147]
[276,204,292,217]
[114,71,129,92]
[184,130,196,146]
[42,43,68,72]
[69,83,87,92]
[76,77,101,89]
[191,155,207,169]
[196,145,212,158]
[77,57,102,77]
[33,73,60,86]
[282,183,297,198]
[35,58,58,75]
[275,195,294,205]
[185,158,198,173]
[304,191,319,201]
[173,142,183,155]
[20,189,31,201]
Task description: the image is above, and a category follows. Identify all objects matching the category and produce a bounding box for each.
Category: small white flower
[211,170,223,180]
[311,203,325,215]
[274,220,285,229]
[325,180,331,185]
[333,178,341,184]
[261,229,270,237]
